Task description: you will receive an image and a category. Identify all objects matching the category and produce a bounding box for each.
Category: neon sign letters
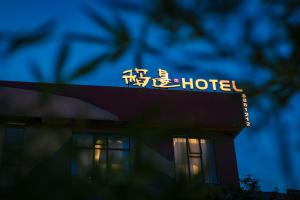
[122,68,250,127]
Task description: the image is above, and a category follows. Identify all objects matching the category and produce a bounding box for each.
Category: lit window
[71,133,130,181]
[173,137,217,184]
[1,125,25,178]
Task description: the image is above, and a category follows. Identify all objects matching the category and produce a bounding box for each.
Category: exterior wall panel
[214,134,239,186]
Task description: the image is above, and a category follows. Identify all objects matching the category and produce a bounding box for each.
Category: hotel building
[0,80,247,197]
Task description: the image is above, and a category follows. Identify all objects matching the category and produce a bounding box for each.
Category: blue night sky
[0,0,299,192]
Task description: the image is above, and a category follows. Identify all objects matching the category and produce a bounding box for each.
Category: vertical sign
[242,94,250,127]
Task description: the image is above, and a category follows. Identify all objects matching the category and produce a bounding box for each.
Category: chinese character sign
[121,68,250,127]
[122,68,151,87]
[152,69,180,88]
[122,68,180,88]
[122,68,244,92]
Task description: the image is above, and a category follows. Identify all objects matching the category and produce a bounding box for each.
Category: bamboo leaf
[6,21,54,54]
[84,6,115,33]
[109,17,131,61]
[29,61,44,82]
[66,33,110,45]
[54,43,70,83]
[69,54,108,81]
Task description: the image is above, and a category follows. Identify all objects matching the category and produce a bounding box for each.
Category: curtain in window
[173,137,217,184]
[201,139,218,183]
[173,138,189,178]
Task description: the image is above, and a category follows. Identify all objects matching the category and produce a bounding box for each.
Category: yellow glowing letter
[195,79,208,90]
[209,79,218,91]
[219,80,231,92]
[232,80,243,92]
[182,78,194,89]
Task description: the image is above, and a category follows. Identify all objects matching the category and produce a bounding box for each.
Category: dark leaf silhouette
[134,50,142,67]
[6,21,54,54]
[70,6,132,63]
[69,54,108,81]
[54,43,70,83]
[66,33,109,45]
[142,43,161,55]
[29,61,44,82]
[109,48,126,61]
[109,17,131,60]
[84,6,115,33]
[202,0,241,13]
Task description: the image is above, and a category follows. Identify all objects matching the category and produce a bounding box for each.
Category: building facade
[0,80,246,197]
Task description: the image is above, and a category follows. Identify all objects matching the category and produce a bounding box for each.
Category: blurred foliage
[0,21,54,56]
[67,6,132,62]
[241,175,261,193]
[1,0,300,196]
[9,157,268,200]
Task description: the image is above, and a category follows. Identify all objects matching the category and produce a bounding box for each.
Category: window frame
[70,132,131,181]
[186,138,205,183]
[1,124,25,176]
[173,136,217,184]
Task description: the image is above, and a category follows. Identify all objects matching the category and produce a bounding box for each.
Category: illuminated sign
[242,94,250,127]
[122,68,250,127]
[122,68,243,92]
